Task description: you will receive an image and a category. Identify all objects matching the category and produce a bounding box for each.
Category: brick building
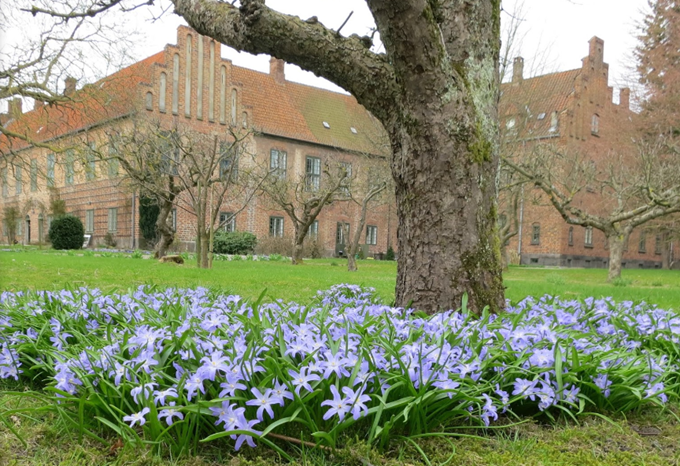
[0,26,396,257]
[502,37,677,269]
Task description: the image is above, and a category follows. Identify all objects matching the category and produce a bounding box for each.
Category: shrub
[385,245,395,261]
[131,250,143,259]
[255,237,292,256]
[139,197,159,246]
[103,232,117,248]
[48,215,84,250]
[213,231,257,255]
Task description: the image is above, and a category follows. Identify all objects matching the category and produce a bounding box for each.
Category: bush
[48,215,84,250]
[103,232,117,248]
[254,236,292,256]
[213,231,257,255]
[385,245,395,261]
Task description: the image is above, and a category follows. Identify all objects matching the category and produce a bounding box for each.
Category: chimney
[33,98,44,111]
[619,88,630,110]
[512,57,524,82]
[269,57,285,84]
[588,36,604,68]
[64,77,77,96]
[8,98,23,118]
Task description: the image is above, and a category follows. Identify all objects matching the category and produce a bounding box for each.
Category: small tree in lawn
[260,153,350,265]
[104,121,188,259]
[343,157,390,272]
[171,127,263,269]
[504,139,680,281]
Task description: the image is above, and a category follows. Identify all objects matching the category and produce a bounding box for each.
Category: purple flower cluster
[0,285,677,451]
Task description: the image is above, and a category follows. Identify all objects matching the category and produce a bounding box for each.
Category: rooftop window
[322,121,330,129]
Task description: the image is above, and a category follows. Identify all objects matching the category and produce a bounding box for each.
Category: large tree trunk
[661,232,671,270]
[607,233,626,282]
[154,199,174,259]
[292,224,305,265]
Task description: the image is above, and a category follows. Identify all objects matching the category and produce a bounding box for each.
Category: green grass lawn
[2,249,680,309]
[1,248,680,465]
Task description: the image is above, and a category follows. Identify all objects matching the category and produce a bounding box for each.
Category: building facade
[501,37,677,269]
[0,26,396,257]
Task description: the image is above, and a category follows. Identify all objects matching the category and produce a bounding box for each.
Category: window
[220,66,227,124]
[15,166,21,195]
[655,235,662,255]
[336,222,350,244]
[85,143,96,181]
[65,151,74,186]
[108,142,119,178]
[159,72,167,112]
[219,212,236,232]
[219,142,238,181]
[531,223,540,245]
[145,92,153,111]
[591,114,599,135]
[584,226,593,247]
[47,215,53,233]
[270,149,287,179]
[549,111,558,133]
[231,89,237,126]
[242,111,248,128]
[85,209,94,233]
[269,216,284,237]
[568,226,574,246]
[308,220,319,240]
[638,230,647,253]
[47,154,55,187]
[306,156,321,192]
[107,208,118,233]
[30,159,38,192]
[171,209,177,231]
[1,168,7,197]
[339,162,352,196]
[366,225,378,245]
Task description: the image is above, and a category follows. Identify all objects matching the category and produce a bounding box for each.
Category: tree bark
[173,0,505,313]
[606,233,627,282]
[154,198,175,259]
[292,225,305,265]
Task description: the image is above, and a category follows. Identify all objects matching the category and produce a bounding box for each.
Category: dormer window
[323,121,330,129]
[591,114,600,135]
[549,111,558,133]
[537,113,546,120]
[350,127,358,134]
[506,118,516,130]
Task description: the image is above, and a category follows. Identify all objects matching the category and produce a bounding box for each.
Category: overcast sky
[1,0,651,110]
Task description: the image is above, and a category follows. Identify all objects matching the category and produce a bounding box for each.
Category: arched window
[591,114,599,135]
[531,223,540,245]
[145,92,153,111]
[231,89,237,126]
[220,66,227,124]
[159,72,167,112]
[584,226,593,246]
[242,111,248,128]
[568,226,574,246]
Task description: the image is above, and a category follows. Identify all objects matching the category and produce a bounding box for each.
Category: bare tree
[504,139,680,281]
[170,128,263,269]
[103,121,187,258]
[260,155,350,265]
[0,0,135,158]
